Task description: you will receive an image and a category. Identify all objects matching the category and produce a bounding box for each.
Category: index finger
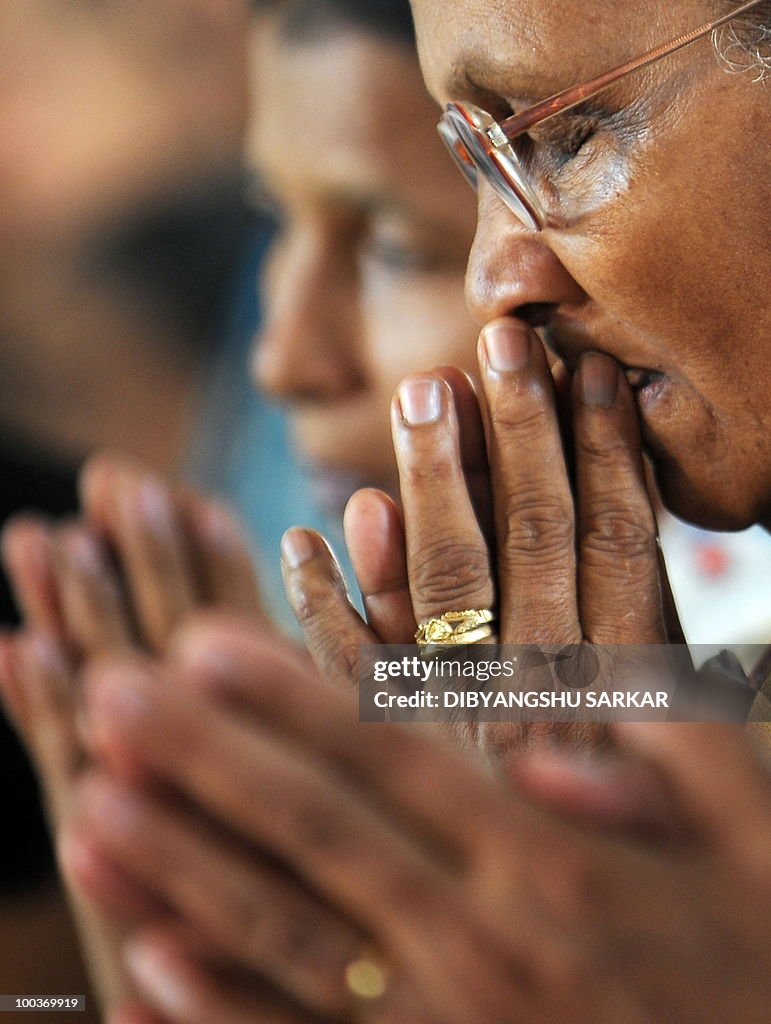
[1,515,63,635]
[170,617,528,862]
[83,653,464,960]
[477,320,580,644]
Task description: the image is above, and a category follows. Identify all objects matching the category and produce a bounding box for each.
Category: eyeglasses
[437,0,764,231]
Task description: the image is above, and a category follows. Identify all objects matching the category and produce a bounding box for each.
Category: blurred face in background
[249,14,478,515]
[0,0,251,470]
[0,0,248,250]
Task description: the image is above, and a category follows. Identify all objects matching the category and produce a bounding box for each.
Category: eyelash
[361,238,450,276]
[527,116,600,165]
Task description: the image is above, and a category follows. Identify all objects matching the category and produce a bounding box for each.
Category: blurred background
[1,2,770,1018]
[0,2,268,1014]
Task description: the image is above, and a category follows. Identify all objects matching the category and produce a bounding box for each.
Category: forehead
[411,0,712,104]
[249,21,470,224]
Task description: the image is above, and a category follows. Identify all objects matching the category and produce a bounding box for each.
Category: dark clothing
[0,435,80,892]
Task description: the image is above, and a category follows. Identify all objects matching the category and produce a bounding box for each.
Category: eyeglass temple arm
[498,0,764,138]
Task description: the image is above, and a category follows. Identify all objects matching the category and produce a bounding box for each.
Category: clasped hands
[2,319,770,1024]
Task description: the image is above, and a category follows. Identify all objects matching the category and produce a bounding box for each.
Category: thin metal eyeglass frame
[496,0,764,138]
[440,0,765,229]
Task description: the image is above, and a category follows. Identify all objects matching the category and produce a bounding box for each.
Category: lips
[541,323,666,402]
[624,367,666,401]
[625,367,656,390]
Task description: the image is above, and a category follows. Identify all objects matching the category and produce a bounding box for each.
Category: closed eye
[523,112,601,163]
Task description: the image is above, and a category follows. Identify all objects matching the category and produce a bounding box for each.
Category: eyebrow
[251,163,410,220]
[441,51,566,107]
[332,187,469,240]
[330,186,411,219]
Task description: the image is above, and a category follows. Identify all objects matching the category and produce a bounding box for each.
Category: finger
[93,640,542,1024]
[14,632,83,821]
[107,1006,171,1024]
[83,453,264,623]
[550,357,575,487]
[84,654,467,957]
[281,528,376,687]
[511,749,681,839]
[478,319,580,643]
[642,460,687,645]
[434,366,494,546]
[52,523,134,657]
[615,723,771,864]
[10,637,148,1011]
[123,929,320,1024]
[344,489,415,644]
[107,472,199,651]
[573,354,663,643]
[74,774,361,1017]
[392,374,493,626]
[0,630,27,731]
[1,515,63,634]
[170,617,524,862]
[59,828,170,921]
[79,451,122,536]
[107,1005,172,1024]
[183,499,263,618]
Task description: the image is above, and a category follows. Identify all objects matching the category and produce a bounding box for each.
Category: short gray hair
[714,1,771,80]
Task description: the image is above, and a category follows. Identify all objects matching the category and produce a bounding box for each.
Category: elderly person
[2,0,770,1021]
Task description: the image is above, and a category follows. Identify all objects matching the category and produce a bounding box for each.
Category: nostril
[515,302,557,328]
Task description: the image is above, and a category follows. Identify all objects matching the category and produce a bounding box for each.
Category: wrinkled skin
[412,0,771,530]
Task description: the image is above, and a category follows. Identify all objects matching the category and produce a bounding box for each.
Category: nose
[465,184,586,327]
[252,228,366,402]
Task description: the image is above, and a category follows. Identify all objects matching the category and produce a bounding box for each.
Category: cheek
[559,101,766,383]
[364,274,479,386]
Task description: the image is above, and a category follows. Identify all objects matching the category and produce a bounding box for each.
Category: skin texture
[54,619,771,1024]
[0,455,263,1016]
[2,4,769,1020]
[0,24,480,1008]
[249,17,478,511]
[411,0,771,530]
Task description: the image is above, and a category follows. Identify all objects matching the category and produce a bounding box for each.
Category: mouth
[623,367,666,405]
[303,462,383,518]
[540,325,666,408]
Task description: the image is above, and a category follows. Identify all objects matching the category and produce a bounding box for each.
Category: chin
[652,458,767,533]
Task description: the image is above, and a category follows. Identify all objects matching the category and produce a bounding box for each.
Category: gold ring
[415,608,496,647]
[344,946,390,1002]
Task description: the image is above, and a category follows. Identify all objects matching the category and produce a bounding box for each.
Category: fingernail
[482,322,531,373]
[90,665,153,724]
[281,528,318,569]
[579,353,619,407]
[171,630,237,686]
[62,529,102,575]
[1,519,49,576]
[124,941,195,1018]
[22,633,68,676]
[133,478,174,534]
[87,782,143,835]
[397,377,442,426]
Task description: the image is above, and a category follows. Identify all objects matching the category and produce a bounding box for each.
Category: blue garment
[188,223,355,632]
